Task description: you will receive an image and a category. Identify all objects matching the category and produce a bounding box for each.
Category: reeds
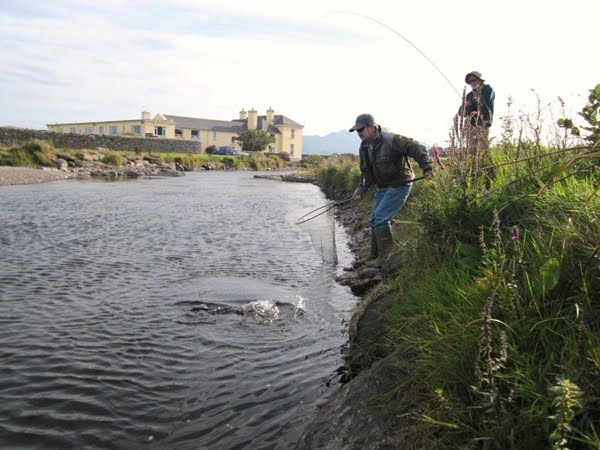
[344,85,600,448]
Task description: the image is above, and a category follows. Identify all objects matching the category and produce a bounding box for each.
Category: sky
[1,0,598,146]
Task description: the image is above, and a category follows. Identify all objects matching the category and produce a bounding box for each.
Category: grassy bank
[0,141,299,171]
[316,88,599,449]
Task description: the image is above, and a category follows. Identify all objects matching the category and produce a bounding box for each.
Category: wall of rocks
[0,127,203,154]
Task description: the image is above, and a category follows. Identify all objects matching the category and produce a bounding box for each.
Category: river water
[0,171,356,449]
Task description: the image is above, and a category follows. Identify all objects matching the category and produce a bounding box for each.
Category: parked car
[215,146,249,156]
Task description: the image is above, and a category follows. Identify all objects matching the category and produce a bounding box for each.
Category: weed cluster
[314,154,361,199]
[0,139,57,166]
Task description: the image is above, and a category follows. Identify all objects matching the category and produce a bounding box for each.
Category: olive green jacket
[356,130,432,196]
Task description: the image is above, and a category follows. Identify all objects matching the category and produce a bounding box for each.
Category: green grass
[0,142,301,171]
[316,133,599,449]
[0,139,56,166]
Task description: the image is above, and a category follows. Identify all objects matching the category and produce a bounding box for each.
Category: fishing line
[334,11,462,99]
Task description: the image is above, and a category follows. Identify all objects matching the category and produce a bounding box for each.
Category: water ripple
[0,172,355,449]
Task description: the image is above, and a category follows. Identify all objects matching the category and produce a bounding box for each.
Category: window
[99,126,105,135]
[290,144,295,155]
[175,128,183,137]
[69,127,76,134]
[212,131,217,141]
[109,126,118,135]
[155,126,165,136]
[131,125,141,135]
[291,129,295,139]
[268,145,274,152]
[84,127,93,134]
[191,129,199,139]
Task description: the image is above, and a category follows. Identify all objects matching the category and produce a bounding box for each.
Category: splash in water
[245,299,279,322]
[294,296,305,318]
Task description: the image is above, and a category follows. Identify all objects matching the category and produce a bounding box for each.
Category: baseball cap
[349,113,377,132]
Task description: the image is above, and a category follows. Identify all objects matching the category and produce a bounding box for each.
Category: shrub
[101,151,124,166]
[171,154,201,169]
[276,152,291,162]
[315,155,362,198]
[0,140,56,167]
[205,145,217,155]
[247,152,268,170]
[1,147,34,166]
[267,154,286,169]
[300,154,326,169]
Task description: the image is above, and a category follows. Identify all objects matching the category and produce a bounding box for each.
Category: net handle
[295,198,352,225]
[295,175,426,225]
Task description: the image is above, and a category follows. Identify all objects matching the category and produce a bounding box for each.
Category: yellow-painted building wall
[277,125,303,157]
[47,109,303,158]
[47,121,143,136]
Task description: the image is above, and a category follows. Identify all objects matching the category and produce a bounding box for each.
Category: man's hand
[424,170,434,181]
[351,192,363,201]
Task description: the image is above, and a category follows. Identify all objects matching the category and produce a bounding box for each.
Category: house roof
[164,114,303,132]
[269,115,303,128]
[163,115,240,131]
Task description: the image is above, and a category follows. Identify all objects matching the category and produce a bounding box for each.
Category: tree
[234,129,275,152]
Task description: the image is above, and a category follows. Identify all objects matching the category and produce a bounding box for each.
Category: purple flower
[511,225,520,242]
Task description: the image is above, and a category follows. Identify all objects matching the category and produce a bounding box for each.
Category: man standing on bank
[458,71,495,150]
[350,114,434,269]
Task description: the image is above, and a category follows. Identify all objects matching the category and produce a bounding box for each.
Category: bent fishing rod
[333,11,462,99]
[295,176,426,225]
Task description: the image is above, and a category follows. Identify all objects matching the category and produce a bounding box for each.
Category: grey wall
[0,127,203,153]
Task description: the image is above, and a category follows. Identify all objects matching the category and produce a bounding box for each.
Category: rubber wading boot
[363,226,394,269]
[352,231,378,269]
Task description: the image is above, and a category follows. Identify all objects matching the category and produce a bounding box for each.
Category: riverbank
[0,160,184,187]
[294,184,419,449]
[298,140,600,448]
[0,166,73,186]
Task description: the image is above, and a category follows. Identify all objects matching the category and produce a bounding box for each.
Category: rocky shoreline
[0,157,183,187]
[296,191,416,449]
[0,166,72,186]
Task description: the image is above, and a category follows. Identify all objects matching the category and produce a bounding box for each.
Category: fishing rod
[337,11,462,99]
[295,176,427,225]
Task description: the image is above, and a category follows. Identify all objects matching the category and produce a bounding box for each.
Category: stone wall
[0,127,203,154]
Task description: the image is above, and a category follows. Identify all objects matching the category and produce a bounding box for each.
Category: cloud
[0,0,598,143]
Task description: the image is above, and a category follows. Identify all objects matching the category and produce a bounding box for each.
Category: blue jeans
[370,185,412,230]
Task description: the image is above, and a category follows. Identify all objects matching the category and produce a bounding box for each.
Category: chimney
[141,111,150,121]
[239,109,247,120]
[248,108,258,130]
[266,107,274,126]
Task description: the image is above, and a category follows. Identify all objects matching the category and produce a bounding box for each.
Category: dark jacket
[459,83,495,127]
[356,130,432,196]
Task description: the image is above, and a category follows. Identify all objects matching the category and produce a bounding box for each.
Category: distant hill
[302,130,359,155]
[302,129,437,156]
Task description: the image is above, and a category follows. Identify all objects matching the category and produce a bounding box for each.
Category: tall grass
[161,151,288,170]
[315,154,361,198]
[317,87,599,449]
[0,140,57,166]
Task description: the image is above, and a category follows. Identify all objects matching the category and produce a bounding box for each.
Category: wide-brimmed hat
[349,113,377,132]
[465,71,484,83]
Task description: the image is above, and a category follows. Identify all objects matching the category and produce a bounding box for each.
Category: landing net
[296,199,350,266]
